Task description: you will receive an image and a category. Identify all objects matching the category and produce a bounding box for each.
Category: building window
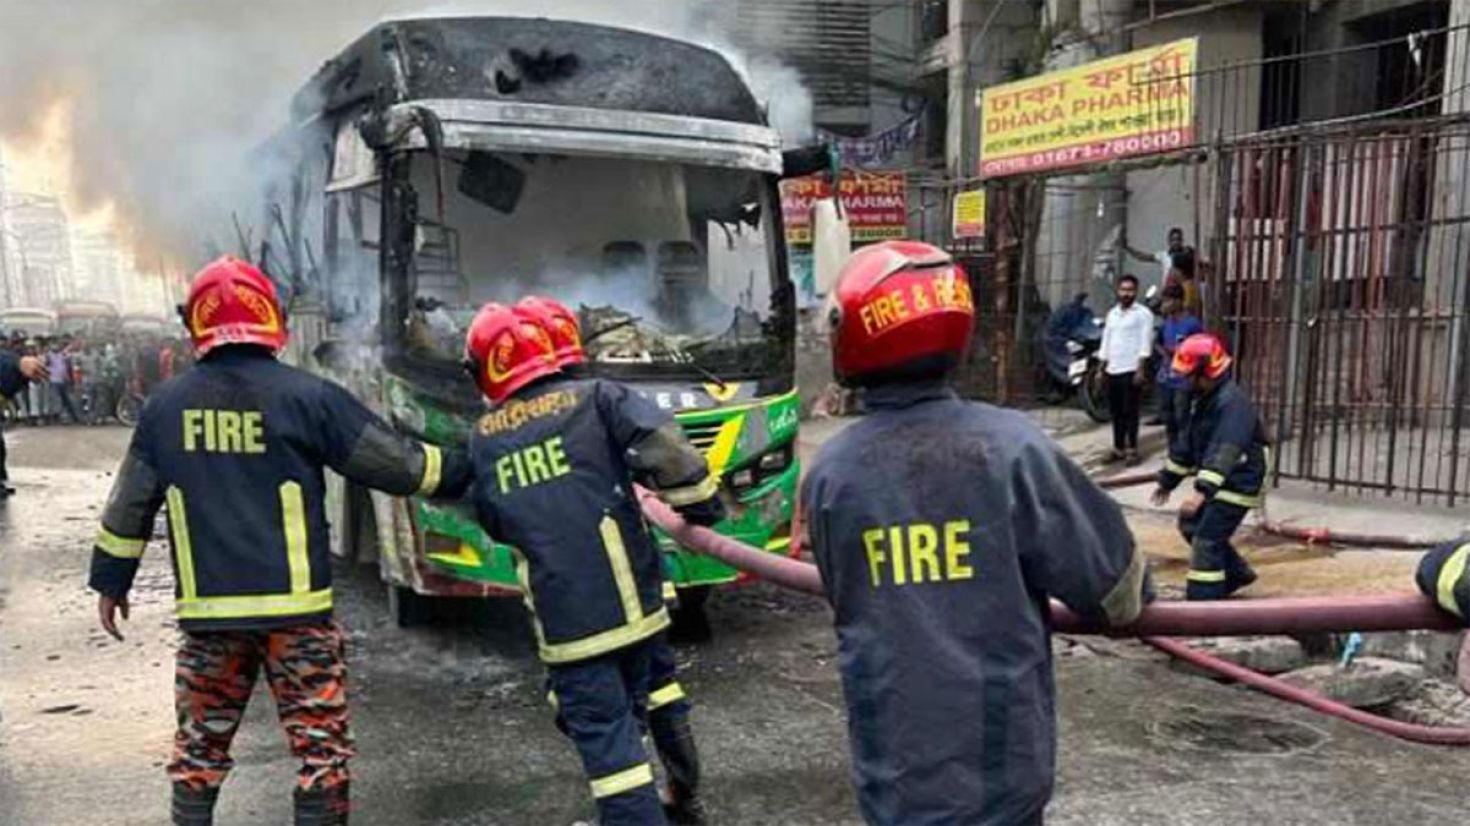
[734,0,873,109]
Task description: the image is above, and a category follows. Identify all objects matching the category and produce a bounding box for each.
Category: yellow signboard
[952,190,986,239]
[980,38,1198,178]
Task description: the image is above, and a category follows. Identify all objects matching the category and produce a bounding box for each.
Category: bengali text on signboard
[781,170,908,245]
[979,38,1198,178]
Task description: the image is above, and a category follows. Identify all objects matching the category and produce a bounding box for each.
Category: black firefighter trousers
[547,640,667,825]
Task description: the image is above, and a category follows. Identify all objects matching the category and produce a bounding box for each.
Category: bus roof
[293,17,764,128]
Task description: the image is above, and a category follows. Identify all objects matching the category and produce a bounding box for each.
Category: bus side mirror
[458,151,526,214]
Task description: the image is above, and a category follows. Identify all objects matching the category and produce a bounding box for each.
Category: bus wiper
[663,343,727,392]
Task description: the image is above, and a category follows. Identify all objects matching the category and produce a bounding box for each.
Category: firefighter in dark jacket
[1418,537,1469,623]
[1151,333,1268,600]
[458,301,723,826]
[800,240,1151,826]
[517,296,709,825]
[0,349,49,498]
[88,257,467,826]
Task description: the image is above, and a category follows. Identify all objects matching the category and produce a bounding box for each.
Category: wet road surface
[1,425,1467,825]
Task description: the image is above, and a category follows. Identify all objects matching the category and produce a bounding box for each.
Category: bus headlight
[727,445,794,495]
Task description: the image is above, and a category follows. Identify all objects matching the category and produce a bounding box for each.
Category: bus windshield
[399,150,786,381]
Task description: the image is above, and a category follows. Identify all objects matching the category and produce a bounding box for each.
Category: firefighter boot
[652,715,706,825]
[293,782,349,826]
[171,783,219,826]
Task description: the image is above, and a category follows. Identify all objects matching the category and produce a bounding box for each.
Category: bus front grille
[680,421,724,455]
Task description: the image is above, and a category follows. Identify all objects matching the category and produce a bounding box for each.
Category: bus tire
[387,584,432,628]
[670,585,714,643]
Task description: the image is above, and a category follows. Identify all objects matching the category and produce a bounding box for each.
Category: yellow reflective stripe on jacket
[1186,569,1227,583]
[176,588,333,621]
[279,482,311,594]
[1212,489,1263,509]
[96,527,146,559]
[658,474,720,508]
[166,486,199,600]
[662,581,678,603]
[600,516,644,623]
[417,444,443,496]
[538,607,671,665]
[1197,469,1227,487]
[649,682,687,711]
[1164,458,1196,476]
[589,763,655,799]
[1435,543,1470,618]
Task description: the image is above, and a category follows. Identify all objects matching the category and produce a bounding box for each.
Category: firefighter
[88,257,467,826]
[518,296,708,825]
[1418,538,1469,623]
[801,240,1150,825]
[1151,333,1268,600]
[0,349,48,497]
[460,301,723,826]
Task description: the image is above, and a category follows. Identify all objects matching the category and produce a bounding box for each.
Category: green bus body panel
[404,388,801,590]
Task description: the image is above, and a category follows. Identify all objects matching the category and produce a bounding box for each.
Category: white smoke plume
[0,0,814,266]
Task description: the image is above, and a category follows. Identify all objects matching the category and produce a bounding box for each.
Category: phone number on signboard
[987,130,1189,175]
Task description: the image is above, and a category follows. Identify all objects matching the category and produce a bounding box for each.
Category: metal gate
[1215,122,1470,505]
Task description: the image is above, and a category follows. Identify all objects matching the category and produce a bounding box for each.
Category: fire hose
[1090,470,1453,549]
[638,490,1470,744]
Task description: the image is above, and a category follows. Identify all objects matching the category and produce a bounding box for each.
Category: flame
[2,97,171,276]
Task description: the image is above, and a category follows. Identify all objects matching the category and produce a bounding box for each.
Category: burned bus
[261,17,801,625]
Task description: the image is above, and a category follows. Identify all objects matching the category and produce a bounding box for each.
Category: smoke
[0,0,814,267]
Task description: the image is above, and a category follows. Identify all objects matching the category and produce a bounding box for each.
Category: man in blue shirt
[1156,284,1203,447]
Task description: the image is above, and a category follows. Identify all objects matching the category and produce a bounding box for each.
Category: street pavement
[1,423,1468,825]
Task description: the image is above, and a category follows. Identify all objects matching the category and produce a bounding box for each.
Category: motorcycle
[1040,293,1110,423]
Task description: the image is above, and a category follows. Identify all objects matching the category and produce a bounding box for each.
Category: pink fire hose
[1088,468,1451,549]
[637,490,1460,636]
[1146,637,1470,746]
[640,490,1470,745]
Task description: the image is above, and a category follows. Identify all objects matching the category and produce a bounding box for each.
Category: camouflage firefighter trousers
[168,622,353,792]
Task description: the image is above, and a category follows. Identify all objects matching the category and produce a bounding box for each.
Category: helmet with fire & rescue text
[829,240,975,386]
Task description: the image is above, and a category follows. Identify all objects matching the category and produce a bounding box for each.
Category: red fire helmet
[463,302,559,403]
[1172,332,1234,380]
[516,296,584,368]
[829,240,975,385]
[183,256,288,358]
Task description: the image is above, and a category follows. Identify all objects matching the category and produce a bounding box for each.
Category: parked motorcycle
[1040,293,1110,423]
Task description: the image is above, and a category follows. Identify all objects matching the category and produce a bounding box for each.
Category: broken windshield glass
[398,150,785,379]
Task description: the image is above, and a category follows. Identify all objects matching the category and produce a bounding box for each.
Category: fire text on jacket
[496,436,573,493]
[861,520,974,587]
[182,409,266,454]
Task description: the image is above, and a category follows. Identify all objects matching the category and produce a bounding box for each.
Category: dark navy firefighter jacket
[89,347,468,632]
[801,383,1149,826]
[1418,537,1470,624]
[1157,378,1270,509]
[0,351,26,400]
[462,375,721,665]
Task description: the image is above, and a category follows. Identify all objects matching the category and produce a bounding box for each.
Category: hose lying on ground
[1089,469,1452,549]
[1145,636,1470,746]
[1255,520,1445,550]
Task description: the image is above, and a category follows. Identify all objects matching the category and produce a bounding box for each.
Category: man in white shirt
[1099,274,1154,465]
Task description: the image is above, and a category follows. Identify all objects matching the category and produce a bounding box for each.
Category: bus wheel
[387,584,432,628]
[670,585,713,643]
